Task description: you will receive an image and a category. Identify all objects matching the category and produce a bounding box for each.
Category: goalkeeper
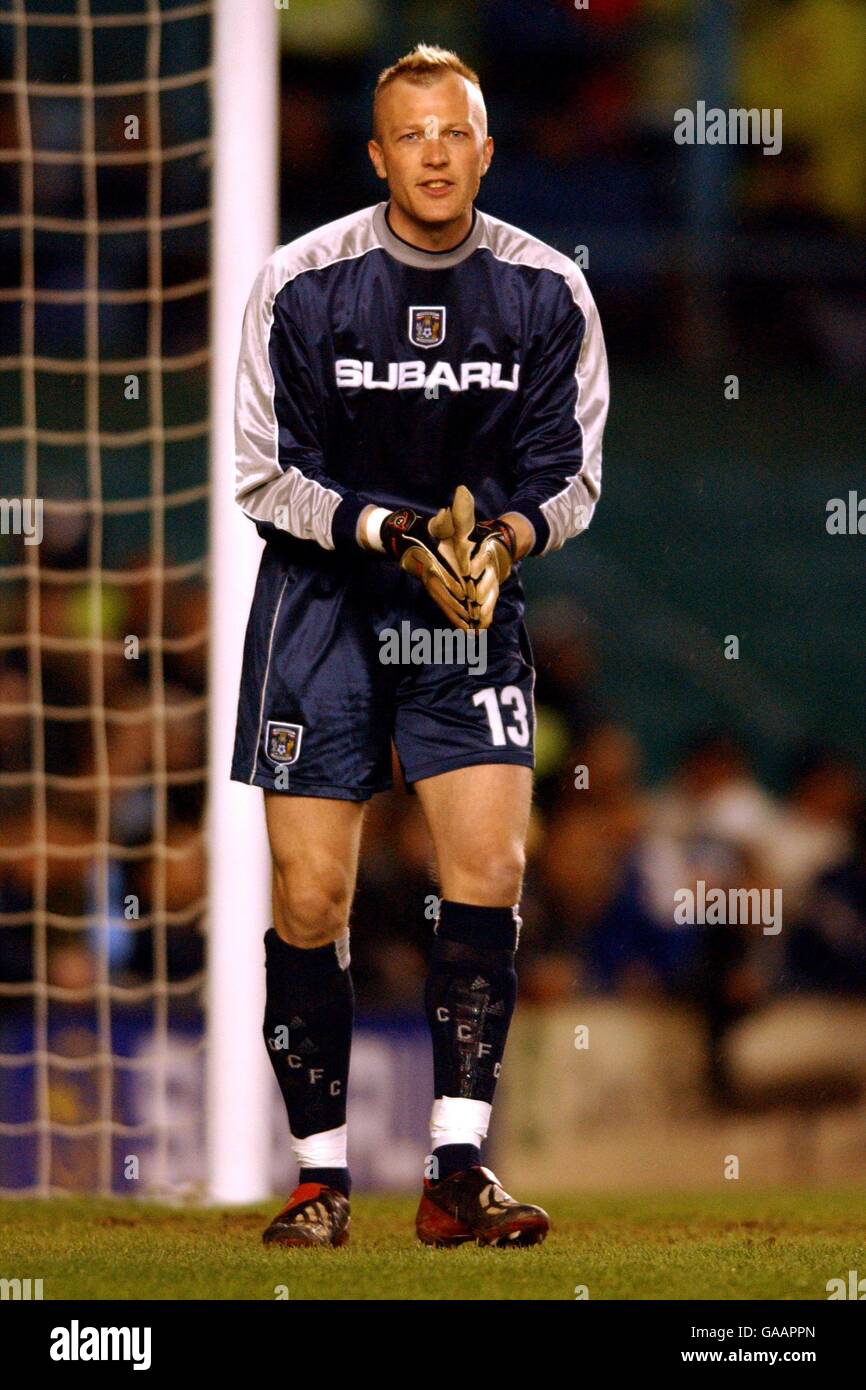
[231,44,608,1249]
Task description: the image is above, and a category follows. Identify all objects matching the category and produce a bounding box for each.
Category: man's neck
[385,201,474,253]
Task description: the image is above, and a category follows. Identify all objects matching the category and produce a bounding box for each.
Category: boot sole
[262,1222,350,1249]
[418,1215,549,1248]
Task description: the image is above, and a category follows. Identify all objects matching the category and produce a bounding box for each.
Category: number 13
[472,685,531,747]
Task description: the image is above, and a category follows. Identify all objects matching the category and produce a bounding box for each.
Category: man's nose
[422,137,448,165]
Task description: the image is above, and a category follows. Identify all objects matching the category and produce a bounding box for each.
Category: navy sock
[299,1166,351,1197]
[425,901,519,1180]
[432,1143,480,1181]
[263,928,353,1188]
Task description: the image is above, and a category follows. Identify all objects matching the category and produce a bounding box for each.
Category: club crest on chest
[409,305,446,349]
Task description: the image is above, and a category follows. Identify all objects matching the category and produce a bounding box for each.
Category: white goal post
[206,0,279,1203]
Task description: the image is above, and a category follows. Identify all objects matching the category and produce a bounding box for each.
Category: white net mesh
[0,0,212,1196]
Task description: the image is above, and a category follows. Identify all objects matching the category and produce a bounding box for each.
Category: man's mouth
[418,179,454,193]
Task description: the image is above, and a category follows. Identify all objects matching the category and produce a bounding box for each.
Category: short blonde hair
[373,45,482,137]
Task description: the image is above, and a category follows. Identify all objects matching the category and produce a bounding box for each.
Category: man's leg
[262,792,364,1209]
[414,763,532,1184]
[412,762,547,1244]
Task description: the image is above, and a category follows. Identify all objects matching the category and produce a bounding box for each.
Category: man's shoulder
[476,208,594,312]
[256,204,384,301]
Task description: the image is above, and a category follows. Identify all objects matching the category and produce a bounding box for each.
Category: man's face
[368,72,493,229]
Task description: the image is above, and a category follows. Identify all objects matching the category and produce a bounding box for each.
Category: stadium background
[1,0,865,1198]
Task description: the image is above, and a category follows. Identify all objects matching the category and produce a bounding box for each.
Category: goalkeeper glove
[465,515,518,630]
[366,504,474,631]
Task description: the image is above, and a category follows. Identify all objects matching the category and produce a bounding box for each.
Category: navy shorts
[231,541,536,800]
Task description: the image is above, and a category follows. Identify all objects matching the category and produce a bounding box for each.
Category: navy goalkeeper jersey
[234,201,608,564]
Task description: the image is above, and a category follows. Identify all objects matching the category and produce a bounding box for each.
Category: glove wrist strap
[495,517,518,560]
[361,506,390,553]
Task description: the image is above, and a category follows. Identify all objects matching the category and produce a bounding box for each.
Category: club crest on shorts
[409,305,446,350]
[265,720,303,766]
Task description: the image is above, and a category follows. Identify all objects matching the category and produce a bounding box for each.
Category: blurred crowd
[0,513,208,1012]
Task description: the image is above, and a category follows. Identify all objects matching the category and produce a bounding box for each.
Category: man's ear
[368,139,387,180]
[480,135,494,178]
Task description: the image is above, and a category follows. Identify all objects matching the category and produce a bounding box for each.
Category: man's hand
[366,504,474,630]
[358,491,529,630]
[465,514,518,629]
[430,485,522,631]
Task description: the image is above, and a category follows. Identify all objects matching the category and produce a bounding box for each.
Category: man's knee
[448,841,526,906]
[272,859,353,946]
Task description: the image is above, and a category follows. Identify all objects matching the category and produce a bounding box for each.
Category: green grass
[3,1189,864,1300]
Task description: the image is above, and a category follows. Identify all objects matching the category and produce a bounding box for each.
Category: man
[231,44,608,1248]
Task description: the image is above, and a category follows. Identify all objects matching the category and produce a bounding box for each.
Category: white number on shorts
[472,685,530,748]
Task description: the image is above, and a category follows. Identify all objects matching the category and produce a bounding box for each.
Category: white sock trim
[290,1124,348,1169]
[430,1097,492,1150]
[334,931,350,970]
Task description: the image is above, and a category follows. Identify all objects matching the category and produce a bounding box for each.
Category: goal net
[0,0,214,1198]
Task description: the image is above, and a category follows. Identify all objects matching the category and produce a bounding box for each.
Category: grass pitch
[3,1189,863,1301]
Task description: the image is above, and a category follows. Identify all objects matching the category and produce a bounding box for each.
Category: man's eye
[449,130,468,139]
[400,132,418,141]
